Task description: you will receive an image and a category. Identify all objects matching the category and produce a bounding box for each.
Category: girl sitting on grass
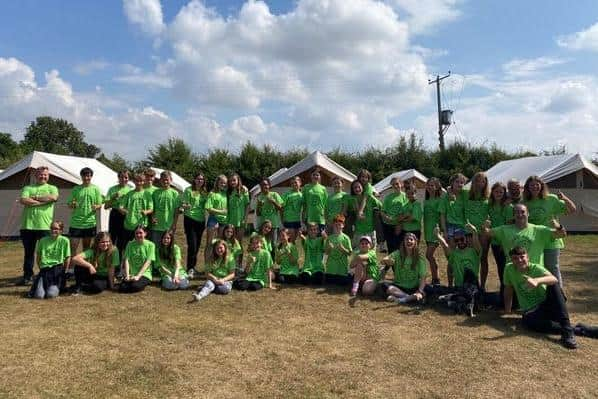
[157,231,189,290]
[299,223,326,285]
[29,221,70,299]
[120,225,154,293]
[71,231,118,294]
[274,228,300,284]
[234,234,275,291]
[382,232,427,304]
[192,239,236,301]
[349,235,379,297]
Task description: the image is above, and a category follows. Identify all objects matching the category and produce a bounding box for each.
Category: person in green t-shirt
[464,172,491,291]
[226,173,250,241]
[234,235,275,291]
[104,170,131,256]
[357,169,376,197]
[436,222,482,289]
[299,223,327,285]
[325,176,348,231]
[523,175,576,287]
[29,221,70,299]
[67,167,103,256]
[192,239,237,300]
[349,235,379,296]
[143,168,158,195]
[256,177,283,245]
[423,177,444,285]
[302,168,328,229]
[274,228,300,284]
[71,231,119,294]
[156,231,189,290]
[120,226,155,293]
[439,173,468,285]
[350,180,381,248]
[119,174,154,242]
[503,246,580,349]
[220,224,243,267]
[19,166,59,285]
[150,170,181,246]
[281,176,304,242]
[507,178,523,205]
[396,181,422,239]
[180,172,208,277]
[381,232,427,304]
[324,214,353,285]
[487,182,514,301]
[204,174,228,263]
[380,176,408,254]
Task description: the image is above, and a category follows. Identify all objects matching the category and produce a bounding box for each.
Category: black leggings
[119,277,151,293]
[184,216,206,271]
[21,229,49,279]
[324,273,352,286]
[233,279,263,291]
[382,223,400,253]
[108,210,127,257]
[522,284,572,334]
[275,273,299,284]
[299,271,324,285]
[74,266,110,294]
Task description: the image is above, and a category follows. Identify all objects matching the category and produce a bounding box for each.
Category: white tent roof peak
[271,150,355,185]
[374,169,428,193]
[150,167,191,192]
[484,153,598,185]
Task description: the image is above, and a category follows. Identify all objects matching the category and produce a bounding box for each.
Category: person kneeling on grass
[349,235,380,297]
[119,225,154,293]
[192,239,236,301]
[28,221,70,299]
[234,235,275,291]
[381,232,427,304]
[503,246,598,349]
[70,232,118,294]
[157,231,189,290]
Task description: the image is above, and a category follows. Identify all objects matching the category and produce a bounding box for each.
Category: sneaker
[386,295,398,302]
[561,330,578,349]
[191,292,203,302]
[187,268,197,279]
[431,278,441,286]
[71,286,82,296]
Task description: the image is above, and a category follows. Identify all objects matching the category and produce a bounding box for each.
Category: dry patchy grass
[0,231,597,398]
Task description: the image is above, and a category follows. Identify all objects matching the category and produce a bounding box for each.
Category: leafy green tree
[21,116,100,157]
[198,149,237,189]
[145,137,199,180]
[97,153,132,173]
[0,132,24,168]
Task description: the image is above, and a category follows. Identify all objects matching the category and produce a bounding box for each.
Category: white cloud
[502,57,568,79]
[389,0,462,34]
[114,72,173,89]
[123,0,165,36]
[73,60,110,75]
[557,21,598,51]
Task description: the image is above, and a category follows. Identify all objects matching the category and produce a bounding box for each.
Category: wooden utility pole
[428,72,451,151]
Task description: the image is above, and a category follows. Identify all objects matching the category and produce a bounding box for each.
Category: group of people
[16,165,597,349]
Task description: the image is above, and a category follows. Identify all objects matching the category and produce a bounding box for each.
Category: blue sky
[1,0,598,159]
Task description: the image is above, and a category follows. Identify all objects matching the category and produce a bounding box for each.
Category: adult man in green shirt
[19,166,59,285]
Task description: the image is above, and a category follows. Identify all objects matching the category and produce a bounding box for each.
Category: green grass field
[0,232,597,398]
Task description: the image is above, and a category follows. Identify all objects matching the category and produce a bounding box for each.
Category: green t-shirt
[302,236,325,274]
[354,195,381,235]
[423,197,443,243]
[227,189,250,227]
[360,249,380,281]
[36,235,71,268]
[155,244,187,279]
[281,190,303,223]
[524,194,567,249]
[181,187,207,222]
[245,249,273,287]
[488,203,514,245]
[492,224,553,266]
[325,233,352,276]
[440,190,467,227]
[105,184,132,210]
[20,183,59,230]
[401,200,422,232]
[448,247,480,287]
[226,239,243,263]
[81,248,120,277]
[363,183,375,196]
[122,190,153,230]
[205,191,228,224]
[152,188,180,232]
[257,192,283,228]
[67,184,103,229]
[276,243,300,276]
[464,196,489,230]
[390,251,427,289]
[124,239,155,280]
[504,262,550,312]
[144,185,157,196]
[302,183,328,225]
[326,192,347,224]
[206,256,236,279]
[382,191,408,222]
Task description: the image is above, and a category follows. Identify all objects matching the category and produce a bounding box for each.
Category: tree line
[1,116,588,189]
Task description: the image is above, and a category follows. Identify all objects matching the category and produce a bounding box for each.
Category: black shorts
[69,226,97,238]
[283,221,301,229]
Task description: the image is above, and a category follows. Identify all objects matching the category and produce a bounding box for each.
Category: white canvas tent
[0,151,121,238]
[150,167,190,192]
[484,154,598,232]
[250,151,356,197]
[249,167,288,197]
[374,169,428,200]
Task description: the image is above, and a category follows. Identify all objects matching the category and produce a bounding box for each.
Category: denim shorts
[206,215,219,228]
[446,223,465,239]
